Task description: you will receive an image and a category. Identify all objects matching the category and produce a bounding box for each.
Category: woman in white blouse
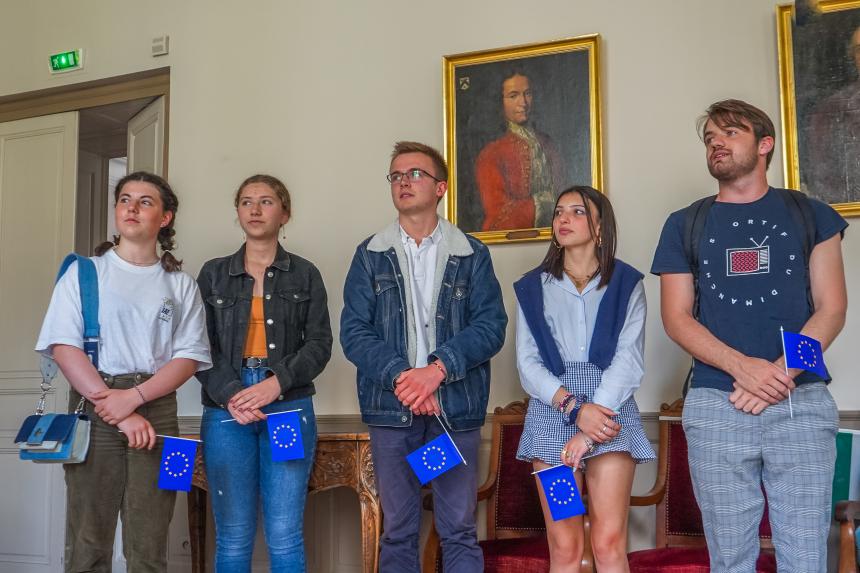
[513,185,654,572]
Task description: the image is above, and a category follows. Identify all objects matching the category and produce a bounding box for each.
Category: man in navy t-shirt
[651,99,847,572]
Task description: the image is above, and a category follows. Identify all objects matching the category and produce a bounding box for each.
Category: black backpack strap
[776,188,816,312]
[682,195,716,319]
[680,195,716,396]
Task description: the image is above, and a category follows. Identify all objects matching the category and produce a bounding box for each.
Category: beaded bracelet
[133,384,147,404]
[557,392,576,414]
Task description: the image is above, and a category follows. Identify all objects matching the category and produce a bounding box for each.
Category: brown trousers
[64,374,178,573]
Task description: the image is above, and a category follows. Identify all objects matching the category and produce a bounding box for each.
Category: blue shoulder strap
[56,254,100,339]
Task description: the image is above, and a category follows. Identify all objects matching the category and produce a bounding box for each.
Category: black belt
[242,357,268,368]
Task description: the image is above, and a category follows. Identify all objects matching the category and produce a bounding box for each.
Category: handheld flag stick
[220,408,302,423]
[779,326,793,419]
[118,431,203,442]
[434,412,467,465]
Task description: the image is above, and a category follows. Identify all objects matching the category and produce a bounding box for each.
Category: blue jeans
[369,416,483,573]
[201,367,318,573]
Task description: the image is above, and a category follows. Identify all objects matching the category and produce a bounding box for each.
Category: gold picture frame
[777,0,860,216]
[443,35,604,244]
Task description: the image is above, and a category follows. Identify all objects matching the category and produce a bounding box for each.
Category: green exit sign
[49,50,82,73]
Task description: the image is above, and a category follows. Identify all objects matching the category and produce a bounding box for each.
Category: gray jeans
[64,374,178,573]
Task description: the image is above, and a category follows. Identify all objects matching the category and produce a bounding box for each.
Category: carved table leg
[359,490,381,573]
[188,486,207,573]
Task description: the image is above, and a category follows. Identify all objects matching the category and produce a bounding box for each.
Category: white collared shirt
[515,271,646,411]
[400,222,442,367]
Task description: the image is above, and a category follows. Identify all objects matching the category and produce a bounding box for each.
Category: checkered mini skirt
[517,361,655,467]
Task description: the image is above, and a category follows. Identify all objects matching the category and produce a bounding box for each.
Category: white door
[126,96,165,175]
[0,112,78,573]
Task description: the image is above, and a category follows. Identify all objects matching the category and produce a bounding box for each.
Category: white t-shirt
[35,249,212,376]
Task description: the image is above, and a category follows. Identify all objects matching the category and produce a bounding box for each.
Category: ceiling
[78,96,156,157]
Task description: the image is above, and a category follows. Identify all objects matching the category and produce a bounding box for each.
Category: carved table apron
[186,432,380,573]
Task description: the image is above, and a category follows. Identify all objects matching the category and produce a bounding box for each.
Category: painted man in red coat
[475,72,563,231]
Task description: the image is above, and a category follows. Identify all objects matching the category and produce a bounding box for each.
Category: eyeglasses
[386,168,442,184]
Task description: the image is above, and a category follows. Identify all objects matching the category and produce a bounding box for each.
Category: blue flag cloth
[536,464,586,521]
[406,432,464,485]
[783,330,827,378]
[267,410,305,461]
[158,436,198,492]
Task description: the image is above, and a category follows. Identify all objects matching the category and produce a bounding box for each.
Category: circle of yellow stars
[163,451,190,478]
[272,423,298,449]
[548,477,576,505]
[422,445,447,472]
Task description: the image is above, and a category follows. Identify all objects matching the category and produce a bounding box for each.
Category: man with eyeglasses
[341,141,507,572]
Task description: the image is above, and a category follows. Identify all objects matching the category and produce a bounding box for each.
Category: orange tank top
[243,296,268,357]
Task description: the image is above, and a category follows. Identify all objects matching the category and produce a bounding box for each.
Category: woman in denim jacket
[196,174,332,572]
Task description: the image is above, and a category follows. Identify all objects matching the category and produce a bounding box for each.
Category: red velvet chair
[421,399,593,572]
[627,398,776,573]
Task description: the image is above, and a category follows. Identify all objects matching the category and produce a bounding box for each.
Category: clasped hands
[90,388,156,450]
[393,362,446,416]
[728,356,796,415]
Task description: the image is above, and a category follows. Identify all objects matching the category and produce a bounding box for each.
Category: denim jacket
[340,219,507,431]
[196,244,333,408]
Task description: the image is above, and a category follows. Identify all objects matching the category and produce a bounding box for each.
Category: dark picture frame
[777,0,860,216]
[443,36,604,244]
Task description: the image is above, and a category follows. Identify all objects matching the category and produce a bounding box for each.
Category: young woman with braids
[35,171,211,572]
[196,174,332,571]
[513,186,654,572]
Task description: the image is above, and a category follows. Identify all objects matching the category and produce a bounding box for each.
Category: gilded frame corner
[777,0,860,217]
[442,35,604,244]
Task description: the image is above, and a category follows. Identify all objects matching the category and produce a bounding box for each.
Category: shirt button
[265,294,272,300]
[278,395,284,400]
[266,319,274,325]
[267,271,274,278]
[216,299,223,304]
[401,415,408,422]
[293,293,300,299]
[269,343,276,349]
[580,346,585,352]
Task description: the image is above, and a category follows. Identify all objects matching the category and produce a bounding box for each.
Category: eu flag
[158,436,198,492]
[406,432,464,485]
[537,464,586,521]
[267,410,305,461]
[783,330,828,378]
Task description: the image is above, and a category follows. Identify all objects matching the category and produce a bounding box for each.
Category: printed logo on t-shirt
[700,216,800,308]
[726,239,769,276]
[158,298,175,322]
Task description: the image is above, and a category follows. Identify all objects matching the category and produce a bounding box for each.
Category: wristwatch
[565,394,588,426]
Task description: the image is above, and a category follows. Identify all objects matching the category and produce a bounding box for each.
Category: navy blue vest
[513,259,643,375]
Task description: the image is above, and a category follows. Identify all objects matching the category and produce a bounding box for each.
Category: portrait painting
[778,0,860,216]
[443,36,603,244]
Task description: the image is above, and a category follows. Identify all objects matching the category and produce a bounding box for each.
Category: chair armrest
[477,480,496,502]
[629,483,665,507]
[836,500,860,523]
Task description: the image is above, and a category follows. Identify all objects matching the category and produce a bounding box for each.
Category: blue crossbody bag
[15,254,99,464]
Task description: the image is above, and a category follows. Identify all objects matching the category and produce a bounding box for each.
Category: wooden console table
[187,432,380,573]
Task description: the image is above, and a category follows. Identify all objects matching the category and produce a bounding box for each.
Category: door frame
[0,67,170,177]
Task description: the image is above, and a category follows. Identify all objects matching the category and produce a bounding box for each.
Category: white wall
[2,0,856,416]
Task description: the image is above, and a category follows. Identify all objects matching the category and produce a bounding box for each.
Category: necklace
[563,266,598,290]
[114,248,159,267]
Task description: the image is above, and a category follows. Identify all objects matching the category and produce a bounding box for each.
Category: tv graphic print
[726,244,769,276]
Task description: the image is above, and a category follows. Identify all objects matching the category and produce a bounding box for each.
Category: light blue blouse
[515,272,646,412]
